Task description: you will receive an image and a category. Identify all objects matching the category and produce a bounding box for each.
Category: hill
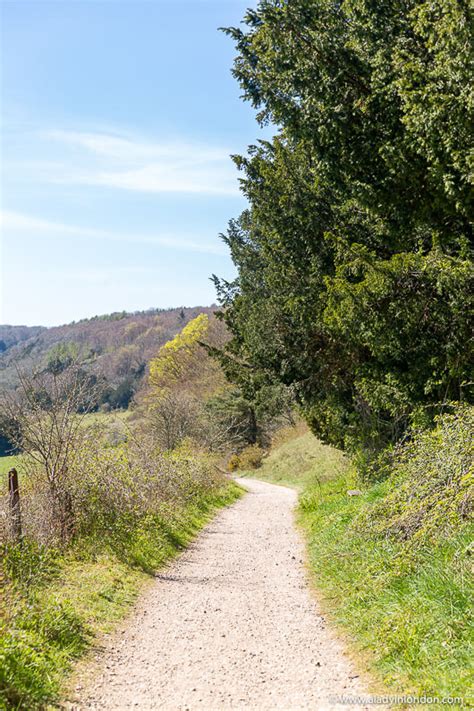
[0,306,216,408]
[0,325,46,352]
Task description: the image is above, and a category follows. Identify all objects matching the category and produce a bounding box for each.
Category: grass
[240,425,348,490]
[0,482,242,710]
[0,457,21,479]
[242,416,473,707]
[298,477,472,704]
[80,409,130,428]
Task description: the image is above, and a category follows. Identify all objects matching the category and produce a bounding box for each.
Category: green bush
[355,405,473,545]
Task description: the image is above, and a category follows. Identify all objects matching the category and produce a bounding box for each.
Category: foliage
[354,405,473,545]
[294,406,473,700]
[149,314,212,393]
[227,444,265,471]
[45,342,80,375]
[0,306,216,410]
[0,416,19,458]
[215,0,474,459]
[0,417,242,708]
[143,314,228,450]
[143,313,293,453]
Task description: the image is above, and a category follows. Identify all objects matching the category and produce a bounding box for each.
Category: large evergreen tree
[215,0,473,458]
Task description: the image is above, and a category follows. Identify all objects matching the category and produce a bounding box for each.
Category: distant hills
[0,306,216,407]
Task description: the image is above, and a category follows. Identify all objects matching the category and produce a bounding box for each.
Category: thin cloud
[42,129,241,196]
[44,265,166,285]
[0,210,227,256]
[45,130,229,162]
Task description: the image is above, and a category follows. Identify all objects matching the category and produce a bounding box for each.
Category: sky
[0,0,264,326]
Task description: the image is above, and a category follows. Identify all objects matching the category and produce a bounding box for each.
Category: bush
[227,444,265,471]
[227,453,240,472]
[355,405,474,545]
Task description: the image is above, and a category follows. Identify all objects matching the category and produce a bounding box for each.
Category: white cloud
[0,210,227,255]
[42,129,240,196]
[45,129,229,162]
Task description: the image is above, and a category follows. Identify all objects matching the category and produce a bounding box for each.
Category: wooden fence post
[8,468,22,541]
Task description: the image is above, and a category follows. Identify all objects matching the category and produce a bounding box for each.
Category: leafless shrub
[1,364,100,544]
[0,363,229,555]
[142,392,202,451]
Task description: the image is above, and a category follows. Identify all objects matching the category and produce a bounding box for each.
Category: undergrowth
[0,482,241,710]
[298,406,473,704]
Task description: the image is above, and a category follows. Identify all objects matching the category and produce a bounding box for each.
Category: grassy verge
[242,414,473,705]
[239,426,348,490]
[0,481,242,710]
[298,477,472,703]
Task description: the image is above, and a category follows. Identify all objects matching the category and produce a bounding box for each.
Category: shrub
[227,454,240,472]
[354,405,474,546]
[228,444,265,471]
[238,444,264,469]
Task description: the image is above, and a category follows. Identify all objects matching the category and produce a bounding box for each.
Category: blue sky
[0,0,263,326]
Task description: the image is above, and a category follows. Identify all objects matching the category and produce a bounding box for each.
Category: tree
[0,414,19,457]
[215,1,473,459]
[143,391,201,451]
[45,342,80,374]
[1,364,99,542]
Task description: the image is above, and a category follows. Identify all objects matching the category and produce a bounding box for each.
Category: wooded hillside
[0,306,215,408]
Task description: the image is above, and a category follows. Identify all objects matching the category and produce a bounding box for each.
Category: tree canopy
[215,0,473,460]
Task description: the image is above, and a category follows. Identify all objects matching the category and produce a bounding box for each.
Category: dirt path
[74,479,369,710]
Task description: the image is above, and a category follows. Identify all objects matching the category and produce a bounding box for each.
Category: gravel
[73,478,370,710]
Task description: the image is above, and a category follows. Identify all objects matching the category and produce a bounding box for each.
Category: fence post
[8,468,22,541]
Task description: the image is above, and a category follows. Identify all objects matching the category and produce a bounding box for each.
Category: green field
[0,455,21,479]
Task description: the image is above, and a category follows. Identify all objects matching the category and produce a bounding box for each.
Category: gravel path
[74,478,369,710]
